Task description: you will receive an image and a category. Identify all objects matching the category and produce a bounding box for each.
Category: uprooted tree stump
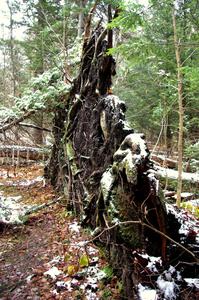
[45,20,196,299]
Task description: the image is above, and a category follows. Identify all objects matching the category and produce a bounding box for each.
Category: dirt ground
[0,165,119,300]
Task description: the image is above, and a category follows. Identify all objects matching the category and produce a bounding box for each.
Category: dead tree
[45,10,169,299]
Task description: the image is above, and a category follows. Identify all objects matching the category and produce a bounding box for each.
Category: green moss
[101,265,113,280]
[65,141,78,176]
[101,289,112,299]
[119,224,141,248]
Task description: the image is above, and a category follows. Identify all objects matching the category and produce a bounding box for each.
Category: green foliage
[108,1,143,32]
[181,202,199,218]
[0,107,20,121]
[184,142,199,160]
[101,289,112,299]
[15,68,70,111]
[111,0,199,145]
[101,265,113,280]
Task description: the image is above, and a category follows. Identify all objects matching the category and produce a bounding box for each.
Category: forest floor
[0,165,120,300]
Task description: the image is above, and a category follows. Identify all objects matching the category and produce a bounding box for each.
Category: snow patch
[69,221,81,234]
[0,195,30,224]
[26,274,34,282]
[147,256,162,273]
[138,284,157,300]
[48,256,63,265]
[44,266,62,280]
[105,94,125,109]
[157,276,179,299]
[56,280,73,291]
[184,278,199,289]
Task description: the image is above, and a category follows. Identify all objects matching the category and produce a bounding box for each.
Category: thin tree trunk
[172,8,184,208]
[7,0,16,97]
[77,0,86,37]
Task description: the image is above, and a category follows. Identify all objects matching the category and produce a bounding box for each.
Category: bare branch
[0,110,36,133]
[87,220,198,262]
[19,122,51,132]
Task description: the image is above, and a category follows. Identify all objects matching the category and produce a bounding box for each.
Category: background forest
[0,0,198,151]
[0,1,199,299]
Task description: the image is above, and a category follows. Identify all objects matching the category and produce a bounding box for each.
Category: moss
[119,224,142,248]
[160,177,198,194]
[65,141,78,176]
[123,156,137,184]
[65,142,75,160]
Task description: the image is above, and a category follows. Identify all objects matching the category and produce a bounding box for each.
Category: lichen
[65,142,78,176]
[100,168,115,202]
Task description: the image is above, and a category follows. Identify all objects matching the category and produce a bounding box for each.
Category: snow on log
[0,145,50,161]
[151,154,177,169]
[153,165,199,183]
[0,194,59,225]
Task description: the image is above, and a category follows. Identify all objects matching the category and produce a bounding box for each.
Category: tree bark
[45,22,169,298]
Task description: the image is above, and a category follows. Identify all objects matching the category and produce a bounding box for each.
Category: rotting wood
[0,145,49,162]
[45,18,170,298]
[45,8,198,298]
[151,154,177,169]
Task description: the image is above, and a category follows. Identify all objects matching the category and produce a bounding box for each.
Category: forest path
[0,165,119,300]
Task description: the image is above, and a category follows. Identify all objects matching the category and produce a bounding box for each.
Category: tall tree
[172,4,184,207]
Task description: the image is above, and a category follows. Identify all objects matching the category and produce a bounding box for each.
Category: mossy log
[45,24,169,299]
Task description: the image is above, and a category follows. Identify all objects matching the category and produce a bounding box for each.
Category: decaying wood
[0,145,49,161]
[151,154,177,169]
[45,21,171,299]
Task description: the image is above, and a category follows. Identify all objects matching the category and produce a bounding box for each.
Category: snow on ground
[44,266,62,280]
[26,216,107,299]
[0,176,44,187]
[156,276,179,300]
[184,278,199,289]
[138,284,157,300]
[68,221,81,234]
[0,194,30,224]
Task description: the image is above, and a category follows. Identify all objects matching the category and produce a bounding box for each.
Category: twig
[0,110,36,133]
[19,122,51,132]
[87,220,198,262]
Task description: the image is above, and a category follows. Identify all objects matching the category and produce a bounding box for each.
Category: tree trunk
[172,8,184,208]
[46,19,168,299]
[7,0,17,97]
[77,0,87,37]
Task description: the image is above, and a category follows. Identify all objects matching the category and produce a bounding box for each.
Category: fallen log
[151,154,177,169]
[0,145,50,161]
[153,165,199,183]
[0,196,61,225]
